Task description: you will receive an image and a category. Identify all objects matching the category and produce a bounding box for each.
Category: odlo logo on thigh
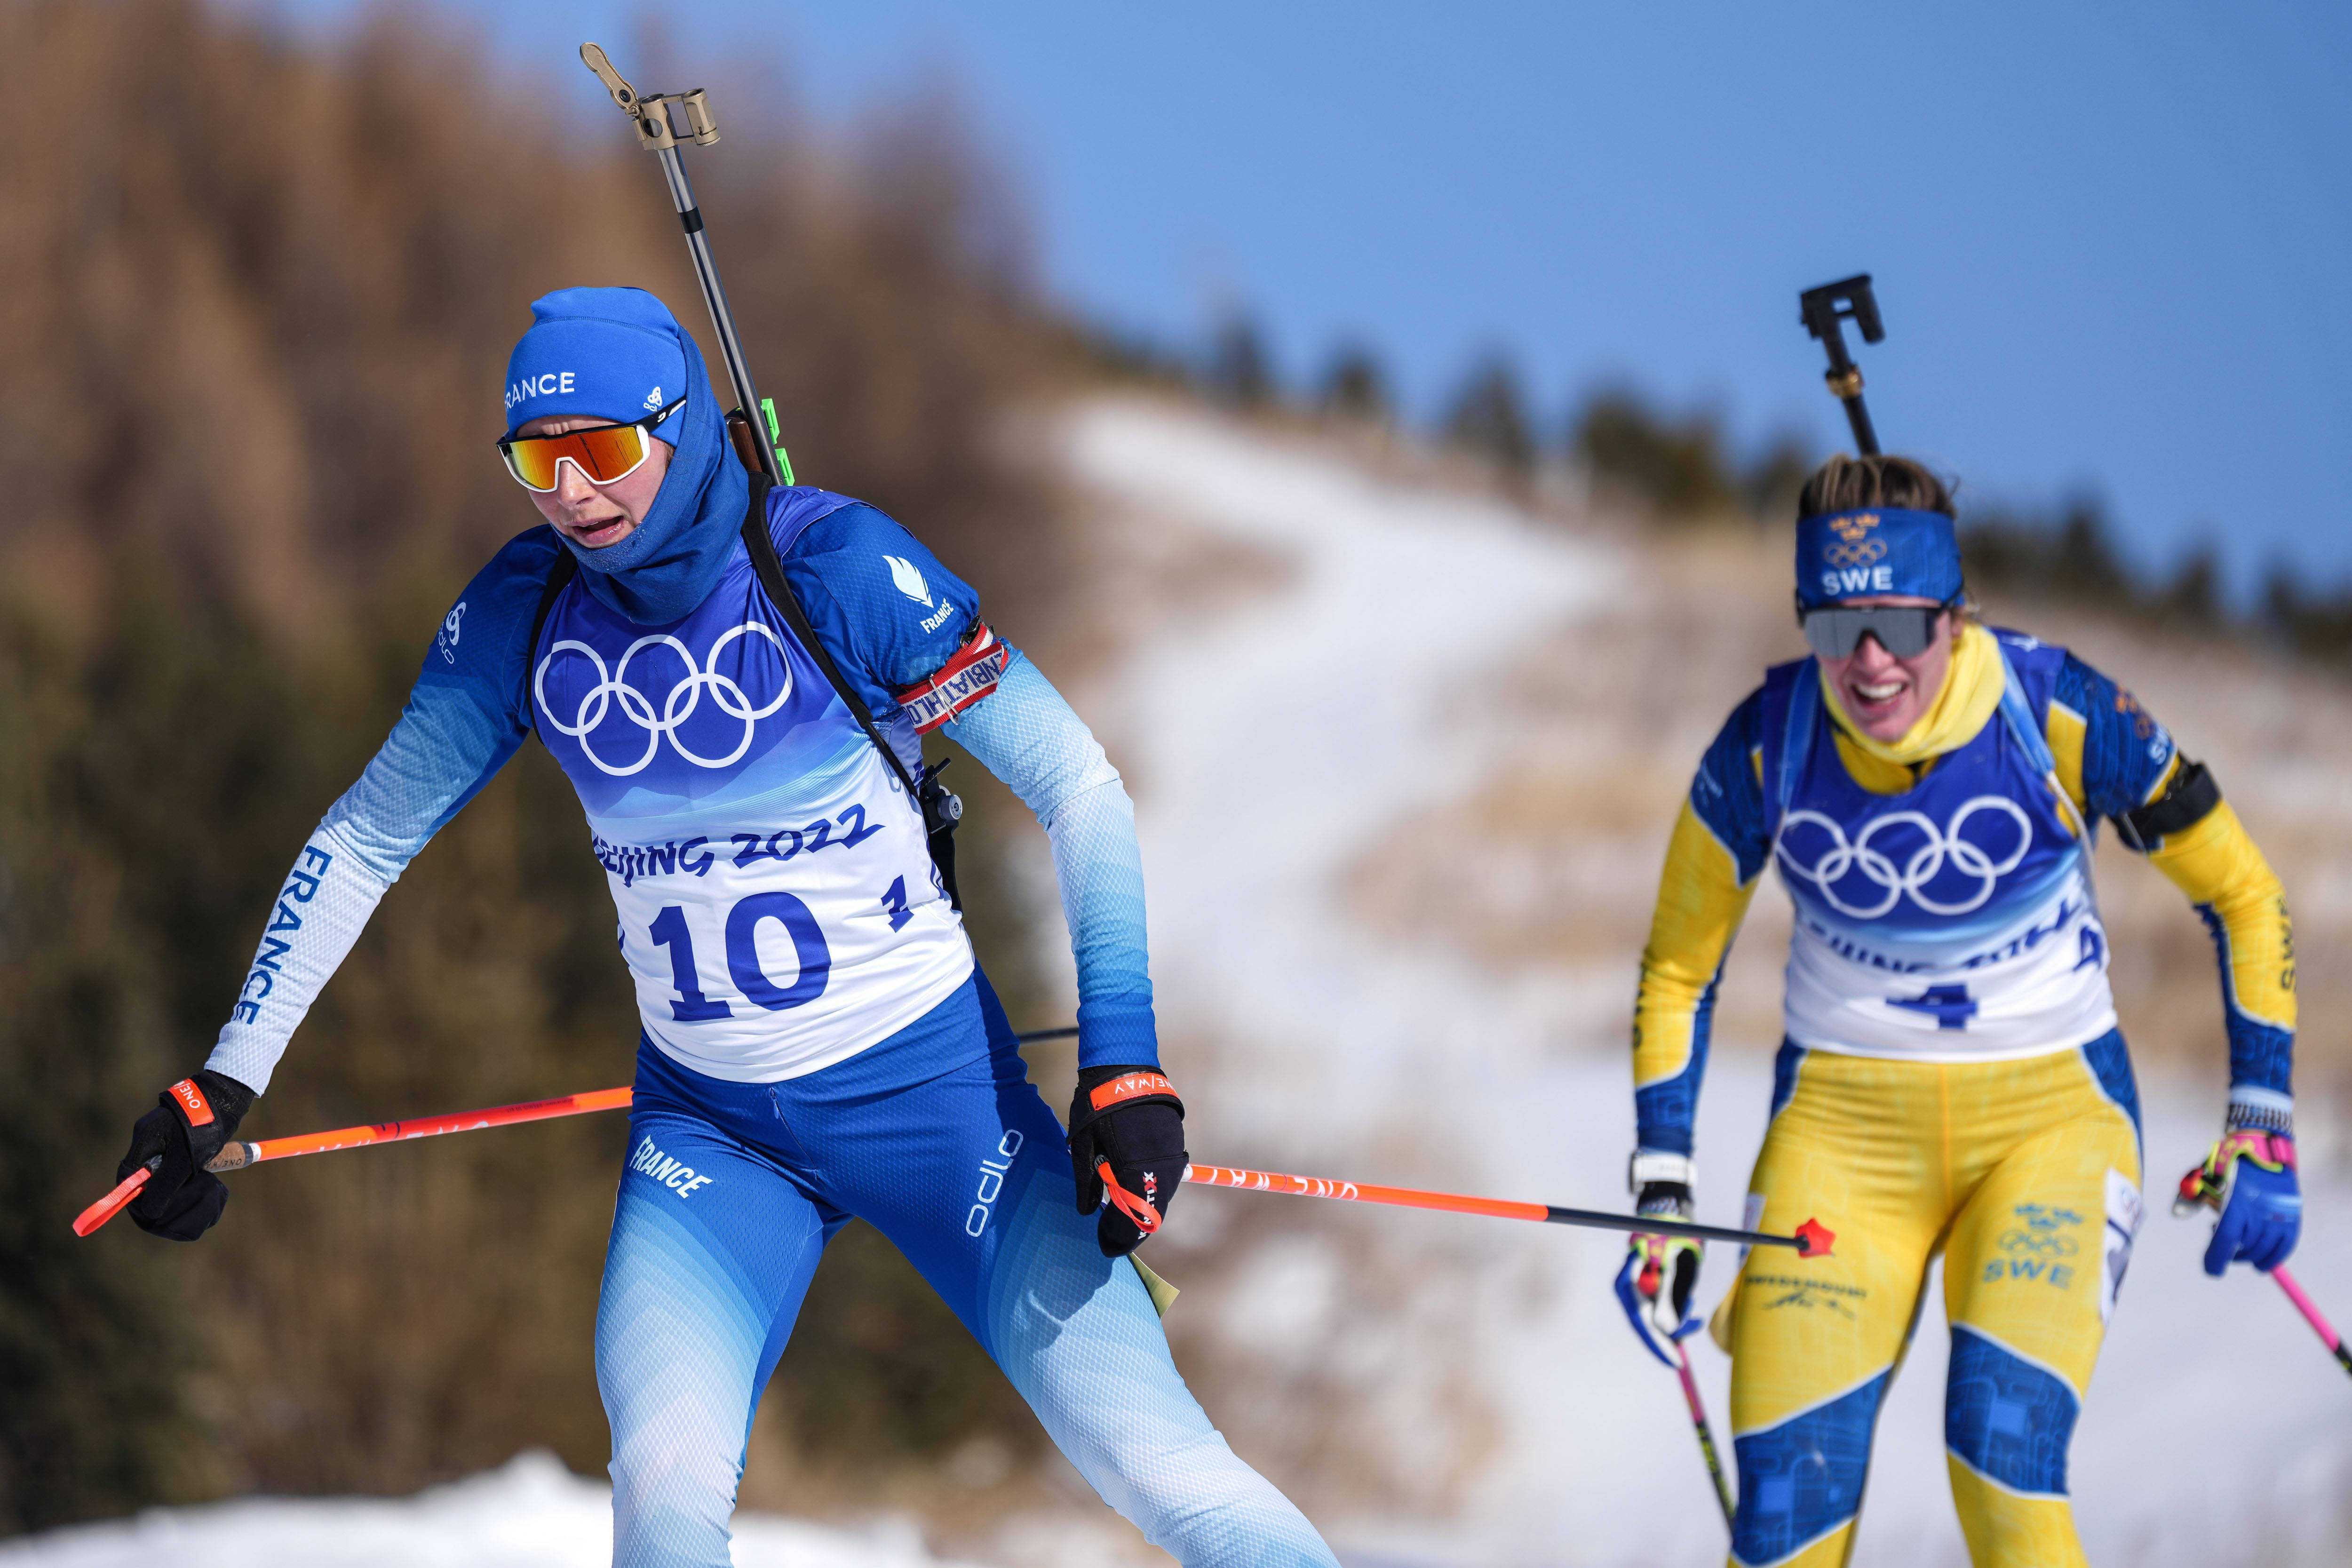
[632,1135,715,1198]
[964,1130,1024,1237]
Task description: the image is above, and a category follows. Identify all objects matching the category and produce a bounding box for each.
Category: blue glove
[1615,1177,1704,1367]
[2178,1130,2301,1277]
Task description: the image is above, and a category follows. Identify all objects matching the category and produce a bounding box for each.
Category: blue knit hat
[501,285,749,626]
[1795,508,1964,609]
[502,287,690,440]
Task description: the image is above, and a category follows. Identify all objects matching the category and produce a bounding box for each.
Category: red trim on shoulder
[1089,1071,1179,1113]
[895,622,1012,734]
[168,1078,216,1126]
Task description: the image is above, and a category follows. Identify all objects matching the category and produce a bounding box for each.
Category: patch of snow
[0,1453,988,1568]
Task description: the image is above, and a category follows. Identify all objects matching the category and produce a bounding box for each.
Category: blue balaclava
[1794,507,1964,610]
[503,286,750,625]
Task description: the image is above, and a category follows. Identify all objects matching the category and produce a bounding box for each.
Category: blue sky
[265,2,2352,597]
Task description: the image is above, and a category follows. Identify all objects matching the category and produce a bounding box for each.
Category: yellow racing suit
[1631,623,2295,1567]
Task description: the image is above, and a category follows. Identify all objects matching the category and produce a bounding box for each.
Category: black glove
[1067,1065,1185,1258]
[115,1069,254,1242]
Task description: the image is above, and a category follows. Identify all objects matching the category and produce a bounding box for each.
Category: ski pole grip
[73,1144,255,1236]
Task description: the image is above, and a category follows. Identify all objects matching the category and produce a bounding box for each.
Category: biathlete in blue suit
[112,287,1340,1568]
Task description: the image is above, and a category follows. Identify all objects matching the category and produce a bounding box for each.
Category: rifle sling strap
[735,477,924,802]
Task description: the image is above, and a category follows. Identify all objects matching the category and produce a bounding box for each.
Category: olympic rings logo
[1822,538,1887,568]
[1997,1229,2080,1258]
[535,624,791,777]
[1774,796,2034,917]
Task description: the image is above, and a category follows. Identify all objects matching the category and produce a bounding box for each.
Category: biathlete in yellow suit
[1612,456,2302,1568]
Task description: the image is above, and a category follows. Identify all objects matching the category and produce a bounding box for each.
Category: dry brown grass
[1343,516,2352,1107]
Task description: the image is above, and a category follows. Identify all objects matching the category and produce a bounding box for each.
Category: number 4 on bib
[1891,982,1977,1031]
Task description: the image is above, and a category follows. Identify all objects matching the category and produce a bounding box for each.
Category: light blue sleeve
[944,652,1159,1072]
[320,682,527,881]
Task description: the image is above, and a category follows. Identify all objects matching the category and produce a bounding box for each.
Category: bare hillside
[1042,391,2350,1568]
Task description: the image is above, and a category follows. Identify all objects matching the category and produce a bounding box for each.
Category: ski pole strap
[2176,1128,2296,1215]
[72,1160,159,1237]
[734,476,965,909]
[1096,1159,1162,1235]
[1088,1071,1179,1112]
[166,1078,219,1126]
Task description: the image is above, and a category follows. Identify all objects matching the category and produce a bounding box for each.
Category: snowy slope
[0,1453,985,1568]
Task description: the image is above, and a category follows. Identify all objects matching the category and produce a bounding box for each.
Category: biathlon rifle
[578,43,792,486]
[576,42,988,905]
[1799,274,1884,456]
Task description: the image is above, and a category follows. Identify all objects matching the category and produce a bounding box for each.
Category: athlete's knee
[1017,1323,1335,1565]
[607,1441,740,1568]
[1944,1325,2079,1498]
[986,1200,1336,1565]
[596,1219,763,1568]
[1137,1483,1339,1568]
[1731,1370,1887,1566]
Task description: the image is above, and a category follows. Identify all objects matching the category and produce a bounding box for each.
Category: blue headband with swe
[1795,507,1964,610]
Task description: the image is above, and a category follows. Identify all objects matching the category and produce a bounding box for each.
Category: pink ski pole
[2269,1265,2352,1379]
[1672,1338,1735,1528]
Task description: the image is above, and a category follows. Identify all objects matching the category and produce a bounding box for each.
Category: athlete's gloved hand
[1067,1066,1185,1258]
[1615,1175,1705,1366]
[2179,1129,2301,1276]
[1616,1151,1704,1365]
[115,1070,254,1242]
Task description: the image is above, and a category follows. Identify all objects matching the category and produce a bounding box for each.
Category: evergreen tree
[1319,341,1391,423]
[1444,353,1535,479]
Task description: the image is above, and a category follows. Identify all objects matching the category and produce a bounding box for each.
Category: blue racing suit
[202,483,1337,1568]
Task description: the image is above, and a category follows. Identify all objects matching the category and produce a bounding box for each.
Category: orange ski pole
[72,1026,1097,1238]
[1184,1162,1835,1256]
[73,1086,636,1236]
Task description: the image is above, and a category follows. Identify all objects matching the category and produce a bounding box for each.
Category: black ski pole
[579,43,792,486]
[1798,274,1885,456]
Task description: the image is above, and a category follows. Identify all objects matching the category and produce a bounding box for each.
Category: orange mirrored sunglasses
[496,397,685,492]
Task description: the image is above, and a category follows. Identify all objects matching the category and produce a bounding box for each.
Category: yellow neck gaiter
[1821,621,2002,789]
